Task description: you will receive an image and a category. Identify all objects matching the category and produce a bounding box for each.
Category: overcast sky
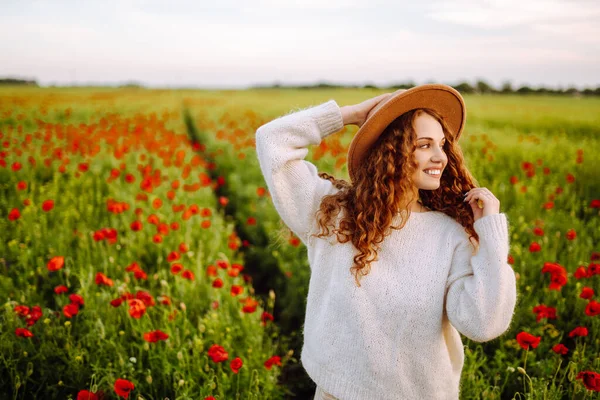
[1,0,599,89]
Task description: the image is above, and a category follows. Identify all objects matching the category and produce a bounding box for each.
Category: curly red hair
[309,108,480,287]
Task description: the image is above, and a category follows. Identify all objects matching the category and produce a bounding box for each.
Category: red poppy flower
[8,208,21,221]
[54,285,68,294]
[576,371,600,392]
[182,270,195,281]
[143,330,169,343]
[69,293,85,306]
[47,256,65,272]
[42,199,54,212]
[575,266,590,279]
[247,217,256,225]
[212,278,223,288]
[541,262,567,290]
[261,311,274,326]
[581,287,595,299]
[206,265,218,277]
[207,344,229,363]
[114,378,135,399]
[15,327,34,338]
[135,290,155,307]
[568,326,588,338]
[127,299,146,319]
[591,199,600,209]
[95,272,114,287]
[63,303,80,318]
[170,263,183,275]
[231,285,243,296]
[532,304,556,322]
[110,298,123,307]
[532,227,544,236]
[552,344,568,355]
[543,201,554,210]
[566,173,575,183]
[167,251,180,262]
[230,357,243,374]
[516,331,541,350]
[130,221,142,231]
[507,255,514,265]
[17,181,27,190]
[529,242,541,253]
[77,390,100,400]
[585,301,600,317]
[241,297,258,313]
[566,229,576,240]
[264,355,282,370]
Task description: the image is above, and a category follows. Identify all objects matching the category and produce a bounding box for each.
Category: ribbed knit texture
[255,100,518,400]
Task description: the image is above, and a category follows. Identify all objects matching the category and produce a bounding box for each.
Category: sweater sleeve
[444,213,518,343]
[255,100,344,245]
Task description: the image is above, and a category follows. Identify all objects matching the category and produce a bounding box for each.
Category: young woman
[255,84,518,400]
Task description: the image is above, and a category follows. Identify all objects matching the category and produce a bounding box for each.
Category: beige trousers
[313,385,339,400]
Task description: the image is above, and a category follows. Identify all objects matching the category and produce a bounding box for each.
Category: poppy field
[1,86,599,399]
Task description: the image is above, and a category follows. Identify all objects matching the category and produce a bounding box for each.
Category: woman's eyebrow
[417,137,446,141]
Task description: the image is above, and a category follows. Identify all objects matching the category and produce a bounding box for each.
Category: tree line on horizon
[1,77,599,96]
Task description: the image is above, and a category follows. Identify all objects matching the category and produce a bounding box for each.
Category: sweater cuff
[312,100,344,138]
[473,213,509,244]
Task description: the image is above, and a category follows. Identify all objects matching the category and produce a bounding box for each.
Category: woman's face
[411,112,448,191]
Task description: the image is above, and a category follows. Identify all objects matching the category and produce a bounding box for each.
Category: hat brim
[347,84,466,183]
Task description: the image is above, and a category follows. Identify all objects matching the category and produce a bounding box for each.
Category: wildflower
[47,256,65,272]
[69,294,85,306]
[130,220,143,231]
[515,331,541,350]
[8,207,22,221]
[114,378,135,399]
[552,344,568,355]
[167,251,180,262]
[575,266,590,279]
[15,327,34,338]
[230,357,243,374]
[212,278,223,288]
[529,242,541,253]
[585,301,600,317]
[566,229,577,240]
[128,299,146,319]
[54,285,68,294]
[581,287,594,299]
[231,285,243,296]
[568,326,588,338]
[264,355,282,370]
[77,390,102,400]
[181,270,195,281]
[541,262,567,290]
[532,304,557,322]
[63,303,79,318]
[143,330,169,343]
[576,371,600,392]
[42,199,54,212]
[95,272,114,287]
[171,263,183,275]
[532,227,544,236]
[261,311,274,326]
[207,344,229,363]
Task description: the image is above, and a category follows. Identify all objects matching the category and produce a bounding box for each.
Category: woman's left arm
[444,213,518,342]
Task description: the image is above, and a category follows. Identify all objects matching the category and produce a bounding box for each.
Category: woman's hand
[340,93,393,127]
[463,187,500,222]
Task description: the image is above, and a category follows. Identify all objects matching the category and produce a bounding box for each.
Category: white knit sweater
[255,100,518,400]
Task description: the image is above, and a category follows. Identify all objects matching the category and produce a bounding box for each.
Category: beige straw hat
[347,83,466,183]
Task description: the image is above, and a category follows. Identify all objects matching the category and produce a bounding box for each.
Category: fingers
[463,188,500,211]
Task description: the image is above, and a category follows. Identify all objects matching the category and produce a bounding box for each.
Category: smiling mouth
[423,169,442,178]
